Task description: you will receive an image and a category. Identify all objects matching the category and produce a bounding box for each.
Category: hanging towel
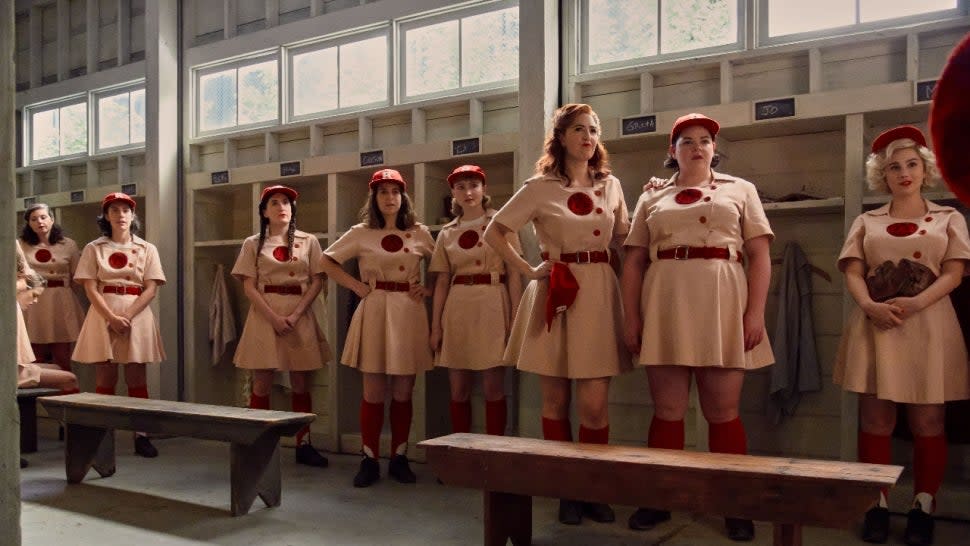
[769,242,822,423]
[209,264,237,366]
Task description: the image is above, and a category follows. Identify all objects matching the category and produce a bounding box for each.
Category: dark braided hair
[257,193,297,256]
[20,203,65,245]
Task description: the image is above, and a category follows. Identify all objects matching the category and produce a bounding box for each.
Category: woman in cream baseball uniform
[72,192,166,458]
[429,165,522,436]
[834,126,970,546]
[484,103,630,526]
[232,184,331,468]
[320,168,435,488]
[621,113,774,541]
[18,203,86,372]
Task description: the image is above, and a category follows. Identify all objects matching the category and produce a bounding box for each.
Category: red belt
[46,279,65,288]
[656,246,741,262]
[102,285,142,296]
[263,284,303,295]
[452,274,507,285]
[541,250,609,264]
[375,281,411,292]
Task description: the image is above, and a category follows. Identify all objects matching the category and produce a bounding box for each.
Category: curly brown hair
[535,103,611,181]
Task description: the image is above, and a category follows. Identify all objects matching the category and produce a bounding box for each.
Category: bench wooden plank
[17,388,62,453]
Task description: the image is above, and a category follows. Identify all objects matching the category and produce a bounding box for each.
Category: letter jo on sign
[755,98,796,121]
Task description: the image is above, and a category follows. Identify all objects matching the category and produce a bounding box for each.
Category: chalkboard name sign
[360,150,384,167]
[121,183,136,196]
[452,137,481,156]
[211,170,230,185]
[621,115,657,136]
[70,190,84,203]
[280,161,301,176]
[915,79,936,103]
[755,98,795,121]
[23,197,36,208]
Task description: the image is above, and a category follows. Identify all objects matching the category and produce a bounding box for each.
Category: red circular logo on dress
[381,234,404,252]
[675,188,703,205]
[272,246,290,262]
[35,249,52,262]
[458,230,480,249]
[567,193,594,216]
[886,222,919,237]
[108,252,128,269]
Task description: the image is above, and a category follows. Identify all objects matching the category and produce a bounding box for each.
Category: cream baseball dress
[491,172,631,378]
[231,230,331,371]
[429,209,521,369]
[18,238,85,344]
[834,200,970,403]
[324,223,435,375]
[625,171,775,369]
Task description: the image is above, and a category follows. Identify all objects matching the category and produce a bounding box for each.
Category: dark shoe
[388,454,416,483]
[20,458,28,469]
[583,502,615,523]
[903,509,934,546]
[295,443,329,467]
[861,506,890,543]
[558,499,582,525]
[353,457,380,488]
[134,435,158,458]
[628,507,671,530]
[725,517,755,541]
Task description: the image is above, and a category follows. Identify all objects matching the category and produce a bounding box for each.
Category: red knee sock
[95,386,116,395]
[578,424,610,444]
[127,385,149,399]
[485,397,507,436]
[292,392,313,445]
[360,400,384,459]
[541,417,572,442]
[390,399,412,456]
[249,392,270,410]
[708,417,747,455]
[859,430,893,500]
[449,400,472,434]
[913,434,948,499]
[648,416,685,450]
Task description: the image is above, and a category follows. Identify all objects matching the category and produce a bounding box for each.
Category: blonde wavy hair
[865,138,941,193]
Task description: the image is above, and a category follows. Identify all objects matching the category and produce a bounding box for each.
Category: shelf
[194,232,330,248]
[862,190,957,206]
[763,197,844,215]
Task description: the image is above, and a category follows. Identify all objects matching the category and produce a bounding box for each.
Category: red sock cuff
[249,392,270,410]
[127,386,149,399]
[485,397,507,436]
[541,417,572,442]
[95,386,116,395]
[708,417,747,455]
[648,416,685,450]
[449,400,472,434]
[578,424,610,444]
[292,391,312,414]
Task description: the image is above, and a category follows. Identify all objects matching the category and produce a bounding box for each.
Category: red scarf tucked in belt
[545,262,579,331]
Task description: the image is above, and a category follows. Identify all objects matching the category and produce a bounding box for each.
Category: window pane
[587,0,657,66]
[59,102,87,156]
[860,0,957,23]
[340,36,388,108]
[405,20,459,96]
[462,7,519,87]
[32,109,59,161]
[199,69,237,132]
[292,47,338,116]
[768,0,854,36]
[238,60,278,125]
[661,0,736,54]
[98,92,130,149]
[130,89,145,144]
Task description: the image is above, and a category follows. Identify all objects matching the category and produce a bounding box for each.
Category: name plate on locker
[211,170,230,185]
[23,197,36,208]
[621,115,657,136]
[121,183,136,196]
[280,161,302,176]
[755,97,795,120]
[451,137,481,156]
[915,79,936,103]
[360,150,384,167]
[70,190,84,203]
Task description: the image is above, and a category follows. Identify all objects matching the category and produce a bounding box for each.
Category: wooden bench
[39,393,315,516]
[17,387,62,453]
[419,433,902,546]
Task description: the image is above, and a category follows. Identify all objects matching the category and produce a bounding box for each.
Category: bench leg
[65,425,116,483]
[483,491,531,546]
[230,433,281,516]
[773,523,802,546]
[17,397,39,453]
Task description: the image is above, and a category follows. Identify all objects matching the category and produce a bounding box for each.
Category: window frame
[23,94,89,166]
[192,50,281,138]
[92,80,147,155]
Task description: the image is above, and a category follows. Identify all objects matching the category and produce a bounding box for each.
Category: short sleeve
[740,181,774,242]
[943,211,970,270]
[624,193,651,249]
[838,215,867,272]
[307,236,325,277]
[66,239,81,276]
[428,230,451,273]
[73,243,98,282]
[491,183,537,233]
[610,178,631,237]
[231,237,258,280]
[416,225,435,258]
[324,226,362,264]
[143,243,166,284]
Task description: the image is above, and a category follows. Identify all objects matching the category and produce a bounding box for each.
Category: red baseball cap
[446,165,486,187]
[101,192,136,212]
[871,125,926,155]
[370,168,407,190]
[931,32,970,206]
[260,184,298,204]
[670,113,719,145]
[545,262,579,331]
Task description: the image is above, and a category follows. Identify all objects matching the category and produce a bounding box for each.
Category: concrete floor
[18,435,970,545]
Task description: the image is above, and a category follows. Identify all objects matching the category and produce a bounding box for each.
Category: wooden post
[65,424,116,483]
[483,491,531,546]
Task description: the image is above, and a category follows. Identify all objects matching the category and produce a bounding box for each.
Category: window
[28,100,87,163]
[582,0,740,72]
[196,55,279,135]
[96,87,146,151]
[763,0,960,42]
[288,31,389,120]
[401,1,519,99]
